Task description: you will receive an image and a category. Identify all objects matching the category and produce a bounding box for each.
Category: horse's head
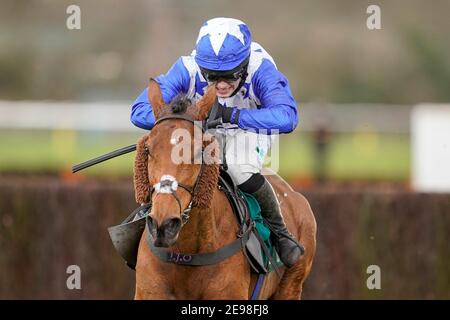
[134,79,220,247]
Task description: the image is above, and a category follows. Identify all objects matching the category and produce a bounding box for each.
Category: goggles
[200,57,249,83]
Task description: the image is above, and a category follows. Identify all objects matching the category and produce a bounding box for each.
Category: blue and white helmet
[195,17,252,71]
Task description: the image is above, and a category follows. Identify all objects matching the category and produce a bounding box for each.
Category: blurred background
[0,0,449,299]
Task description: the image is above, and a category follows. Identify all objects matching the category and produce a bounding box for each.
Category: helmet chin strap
[228,70,248,98]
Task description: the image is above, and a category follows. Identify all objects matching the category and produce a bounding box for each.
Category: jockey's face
[214,79,241,98]
[200,59,248,98]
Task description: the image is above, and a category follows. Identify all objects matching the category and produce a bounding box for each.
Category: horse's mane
[170,94,191,114]
[134,94,220,209]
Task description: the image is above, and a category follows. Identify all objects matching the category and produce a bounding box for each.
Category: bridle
[145,114,206,225]
[141,113,261,274]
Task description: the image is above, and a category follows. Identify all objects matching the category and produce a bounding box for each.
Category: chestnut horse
[133,79,316,299]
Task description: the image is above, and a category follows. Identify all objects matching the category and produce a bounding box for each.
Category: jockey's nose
[216,81,231,89]
[154,216,182,248]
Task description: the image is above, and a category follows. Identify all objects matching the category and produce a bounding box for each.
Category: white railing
[0,101,143,132]
[0,100,413,134]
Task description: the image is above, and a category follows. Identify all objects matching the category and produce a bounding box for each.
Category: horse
[133,79,317,299]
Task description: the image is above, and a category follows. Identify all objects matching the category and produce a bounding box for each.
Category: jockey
[130,17,302,268]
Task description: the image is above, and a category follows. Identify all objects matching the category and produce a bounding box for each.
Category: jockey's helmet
[195,17,251,77]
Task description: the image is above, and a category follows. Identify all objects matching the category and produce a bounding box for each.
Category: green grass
[0,129,411,181]
[0,129,142,176]
[278,132,410,181]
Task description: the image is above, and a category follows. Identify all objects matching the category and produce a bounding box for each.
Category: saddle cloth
[218,170,283,274]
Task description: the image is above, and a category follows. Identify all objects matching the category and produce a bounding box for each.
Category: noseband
[146,114,206,225]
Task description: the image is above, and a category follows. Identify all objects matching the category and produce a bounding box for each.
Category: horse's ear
[148,78,165,119]
[195,85,217,120]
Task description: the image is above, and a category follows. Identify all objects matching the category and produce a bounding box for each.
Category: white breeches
[219,129,274,185]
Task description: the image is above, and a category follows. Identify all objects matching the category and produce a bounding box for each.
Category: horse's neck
[175,206,218,253]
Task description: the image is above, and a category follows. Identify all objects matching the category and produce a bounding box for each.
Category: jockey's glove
[214,104,240,125]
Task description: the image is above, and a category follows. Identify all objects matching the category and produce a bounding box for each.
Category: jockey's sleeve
[130,57,190,129]
[238,59,298,134]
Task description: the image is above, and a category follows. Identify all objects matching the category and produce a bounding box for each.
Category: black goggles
[200,58,249,83]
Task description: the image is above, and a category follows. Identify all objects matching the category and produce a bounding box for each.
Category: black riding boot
[250,179,304,268]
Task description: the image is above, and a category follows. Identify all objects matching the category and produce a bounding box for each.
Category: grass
[0,129,411,181]
[278,131,410,181]
[0,129,141,176]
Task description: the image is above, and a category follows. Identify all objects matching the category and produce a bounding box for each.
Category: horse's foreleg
[270,257,312,300]
[134,286,144,300]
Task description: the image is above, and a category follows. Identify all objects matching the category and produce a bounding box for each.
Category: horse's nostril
[162,217,182,238]
[168,217,181,228]
[153,216,182,247]
[169,217,182,229]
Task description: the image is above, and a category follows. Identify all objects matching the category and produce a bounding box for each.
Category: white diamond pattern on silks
[196,18,246,55]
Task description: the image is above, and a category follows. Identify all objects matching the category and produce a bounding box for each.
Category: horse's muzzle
[148,216,182,248]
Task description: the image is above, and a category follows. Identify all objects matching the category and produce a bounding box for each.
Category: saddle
[108,169,282,274]
[217,170,283,274]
